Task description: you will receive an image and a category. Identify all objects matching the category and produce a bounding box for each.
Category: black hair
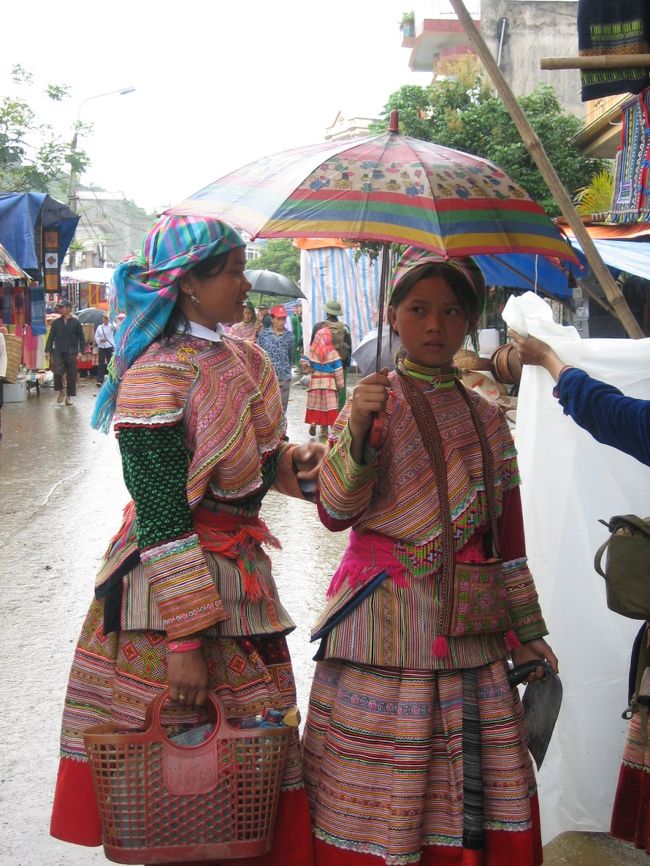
[161,251,231,340]
[388,262,482,351]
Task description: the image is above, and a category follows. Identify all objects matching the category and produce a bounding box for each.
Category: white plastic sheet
[502,292,650,843]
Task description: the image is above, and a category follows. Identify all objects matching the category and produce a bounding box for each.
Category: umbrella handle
[369,414,384,449]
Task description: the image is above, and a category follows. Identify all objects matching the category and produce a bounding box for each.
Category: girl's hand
[167,649,209,707]
[512,637,559,682]
[292,442,327,483]
[349,370,390,442]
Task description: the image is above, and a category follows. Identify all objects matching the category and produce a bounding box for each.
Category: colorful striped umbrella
[169,111,578,265]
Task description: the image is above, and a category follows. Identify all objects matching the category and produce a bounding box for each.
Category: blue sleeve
[555,367,650,466]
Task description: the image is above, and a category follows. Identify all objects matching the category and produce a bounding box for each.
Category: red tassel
[504,629,522,651]
[433,636,450,658]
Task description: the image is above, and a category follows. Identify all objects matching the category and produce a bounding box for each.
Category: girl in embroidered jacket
[302,247,558,866]
[301,325,345,439]
[50,215,324,866]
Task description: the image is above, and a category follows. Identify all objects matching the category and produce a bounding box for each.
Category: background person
[49,215,323,866]
[229,299,258,340]
[45,298,85,406]
[257,304,295,423]
[311,299,352,411]
[302,248,557,866]
[301,325,344,439]
[511,328,650,854]
[94,312,116,386]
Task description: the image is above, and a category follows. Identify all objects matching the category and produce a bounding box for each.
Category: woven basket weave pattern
[84,693,290,863]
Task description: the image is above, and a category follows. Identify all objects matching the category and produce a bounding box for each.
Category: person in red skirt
[301,326,345,439]
[49,214,323,866]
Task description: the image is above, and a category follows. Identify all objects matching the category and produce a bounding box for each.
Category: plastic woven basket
[83,692,290,864]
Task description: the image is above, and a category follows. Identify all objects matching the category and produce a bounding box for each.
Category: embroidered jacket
[314,371,548,670]
[96,333,306,639]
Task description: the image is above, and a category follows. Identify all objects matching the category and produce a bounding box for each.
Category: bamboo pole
[541,54,650,71]
[448,0,644,338]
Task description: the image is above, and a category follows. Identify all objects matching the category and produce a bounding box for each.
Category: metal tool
[507,660,563,770]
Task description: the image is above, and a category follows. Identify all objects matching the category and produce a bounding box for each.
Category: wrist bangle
[166,638,202,653]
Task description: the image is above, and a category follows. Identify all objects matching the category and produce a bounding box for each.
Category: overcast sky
[2,0,459,213]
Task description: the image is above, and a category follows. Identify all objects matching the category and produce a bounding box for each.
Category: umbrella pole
[375,245,391,373]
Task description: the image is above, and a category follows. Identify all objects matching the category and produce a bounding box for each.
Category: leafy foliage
[574,169,615,216]
[247,238,301,282]
[0,65,88,194]
[372,71,605,217]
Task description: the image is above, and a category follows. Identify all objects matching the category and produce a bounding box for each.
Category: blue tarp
[0,192,79,270]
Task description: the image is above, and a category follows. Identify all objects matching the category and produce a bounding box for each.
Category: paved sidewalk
[544,831,648,865]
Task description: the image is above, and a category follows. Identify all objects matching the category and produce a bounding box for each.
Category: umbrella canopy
[352,328,402,377]
[76,307,107,326]
[169,111,578,265]
[244,269,306,299]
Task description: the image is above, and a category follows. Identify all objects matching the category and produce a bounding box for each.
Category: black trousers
[96,347,114,384]
[52,352,78,396]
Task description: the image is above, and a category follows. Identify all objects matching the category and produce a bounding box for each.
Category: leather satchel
[594,514,650,620]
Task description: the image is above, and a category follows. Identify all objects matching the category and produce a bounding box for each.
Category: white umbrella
[352,328,401,377]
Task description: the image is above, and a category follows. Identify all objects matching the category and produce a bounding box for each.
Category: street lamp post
[67,86,136,213]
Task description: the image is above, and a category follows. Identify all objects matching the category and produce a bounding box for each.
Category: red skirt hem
[304,408,339,425]
[313,793,542,866]
[611,763,650,854]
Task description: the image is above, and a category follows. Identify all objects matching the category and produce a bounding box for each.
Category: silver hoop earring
[189,292,200,306]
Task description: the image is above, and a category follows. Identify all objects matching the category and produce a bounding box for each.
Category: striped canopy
[169,125,579,264]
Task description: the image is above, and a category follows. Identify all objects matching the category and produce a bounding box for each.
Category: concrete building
[402,1,583,119]
[67,189,155,269]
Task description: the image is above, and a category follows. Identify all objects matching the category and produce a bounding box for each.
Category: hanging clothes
[578,0,650,101]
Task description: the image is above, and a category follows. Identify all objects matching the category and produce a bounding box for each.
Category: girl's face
[242,306,254,323]
[388,275,470,370]
[179,248,251,328]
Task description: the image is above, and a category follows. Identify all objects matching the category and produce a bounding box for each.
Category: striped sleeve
[318,420,379,521]
[118,425,228,638]
[499,486,547,642]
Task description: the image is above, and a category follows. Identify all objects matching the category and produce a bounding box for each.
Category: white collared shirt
[183,322,225,343]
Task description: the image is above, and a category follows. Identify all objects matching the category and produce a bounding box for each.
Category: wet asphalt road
[0,372,349,865]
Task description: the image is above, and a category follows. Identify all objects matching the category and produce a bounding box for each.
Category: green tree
[373,73,605,217]
[247,238,301,282]
[0,65,89,194]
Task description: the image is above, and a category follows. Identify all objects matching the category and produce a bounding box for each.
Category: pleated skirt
[611,709,650,853]
[302,659,542,866]
[50,596,313,866]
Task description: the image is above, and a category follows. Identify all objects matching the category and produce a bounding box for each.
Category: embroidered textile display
[578,0,650,101]
[611,87,650,223]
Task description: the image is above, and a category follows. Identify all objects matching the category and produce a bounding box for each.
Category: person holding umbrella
[302,247,557,866]
[50,214,323,866]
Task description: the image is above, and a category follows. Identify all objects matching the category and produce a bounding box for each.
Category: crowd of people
[43,212,650,866]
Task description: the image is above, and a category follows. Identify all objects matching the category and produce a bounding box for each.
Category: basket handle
[144,689,224,741]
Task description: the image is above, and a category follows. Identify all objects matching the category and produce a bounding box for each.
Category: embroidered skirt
[305,388,340,426]
[302,659,541,866]
[611,710,650,852]
[50,596,313,866]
